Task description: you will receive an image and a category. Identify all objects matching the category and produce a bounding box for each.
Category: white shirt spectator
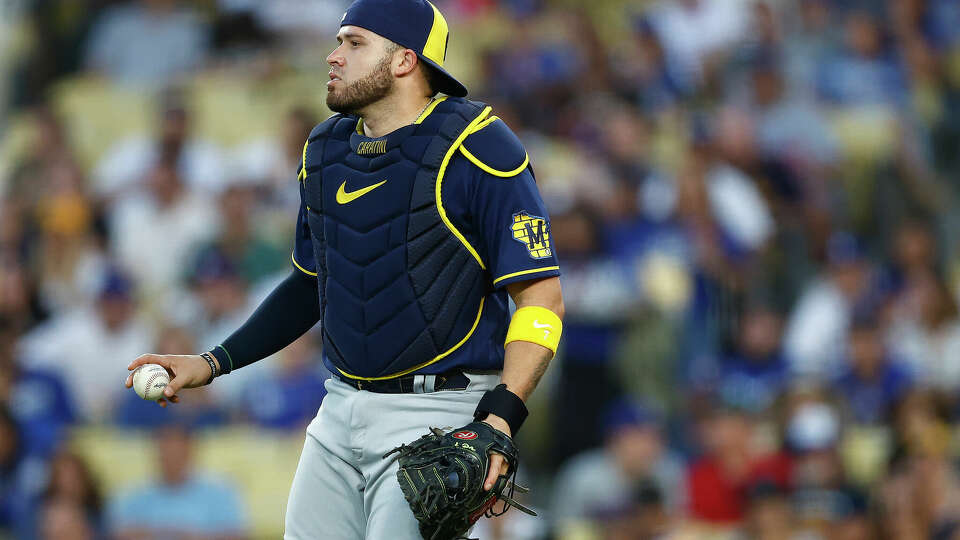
[551,448,686,529]
[217,0,348,36]
[783,278,850,380]
[109,192,218,297]
[19,308,154,421]
[887,318,960,391]
[651,0,750,87]
[93,136,227,198]
[706,164,774,252]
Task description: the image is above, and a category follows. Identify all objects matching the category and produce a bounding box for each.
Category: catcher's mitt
[383,421,536,540]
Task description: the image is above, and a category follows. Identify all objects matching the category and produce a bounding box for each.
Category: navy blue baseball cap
[340,0,468,97]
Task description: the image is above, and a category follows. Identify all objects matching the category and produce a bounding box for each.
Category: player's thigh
[285,433,365,540]
[363,461,423,540]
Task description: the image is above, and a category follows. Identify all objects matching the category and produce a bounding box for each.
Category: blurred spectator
[779,0,835,97]
[736,480,799,540]
[612,17,685,114]
[107,423,248,539]
[551,400,685,535]
[470,497,546,540]
[784,232,878,380]
[0,257,48,334]
[711,302,788,415]
[686,404,790,526]
[19,268,153,421]
[649,0,750,90]
[0,405,48,539]
[37,498,97,540]
[94,93,226,198]
[241,332,327,430]
[206,184,287,285]
[216,0,348,40]
[4,106,77,211]
[877,429,960,539]
[663,115,773,267]
[833,316,913,425]
[887,270,960,393]
[745,54,839,173]
[84,0,209,88]
[31,452,104,540]
[784,401,862,534]
[548,205,641,464]
[33,159,106,313]
[817,10,906,106]
[108,157,218,297]
[0,315,75,457]
[231,106,318,209]
[580,480,674,540]
[115,325,228,429]
[184,245,251,345]
[164,244,279,408]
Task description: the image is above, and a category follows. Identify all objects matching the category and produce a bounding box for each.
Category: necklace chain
[414,98,434,124]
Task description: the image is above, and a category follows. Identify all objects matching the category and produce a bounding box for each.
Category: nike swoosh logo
[336,179,387,204]
[532,321,552,329]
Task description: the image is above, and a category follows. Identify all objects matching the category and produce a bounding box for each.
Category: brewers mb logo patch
[511,212,552,259]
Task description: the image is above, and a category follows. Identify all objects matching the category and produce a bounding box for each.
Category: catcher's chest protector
[301,98,490,378]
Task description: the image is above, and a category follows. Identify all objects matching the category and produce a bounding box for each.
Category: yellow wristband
[505,306,563,355]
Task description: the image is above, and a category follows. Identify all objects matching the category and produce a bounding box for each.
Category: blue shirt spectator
[701,304,789,415]
[0,406,49,539]
[833,317,913,424]
[6,368,76,457]
[242,334,327,430]
[817,12,906,106]
[108,476,246,537]
[84,0,208,87]
[107,424,247,539]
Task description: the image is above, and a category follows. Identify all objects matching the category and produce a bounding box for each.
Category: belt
[333,371,471,394]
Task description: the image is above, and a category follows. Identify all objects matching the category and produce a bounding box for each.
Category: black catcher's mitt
[383,421,536,540]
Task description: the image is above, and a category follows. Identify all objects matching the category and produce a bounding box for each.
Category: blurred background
[3,0,960,538]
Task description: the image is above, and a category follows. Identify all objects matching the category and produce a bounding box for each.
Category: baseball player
[125,0,564,538]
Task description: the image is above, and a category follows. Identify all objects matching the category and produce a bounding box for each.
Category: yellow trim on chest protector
[336,297,486,380]
[435,106,493,269]
[459,145,529,177]
[506,305,562,355]
[298,139,309,181]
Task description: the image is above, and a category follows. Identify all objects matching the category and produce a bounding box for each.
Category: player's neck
[360,93,432,139]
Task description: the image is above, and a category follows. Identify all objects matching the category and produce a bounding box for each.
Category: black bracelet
[200,352,219,385]
[473,384,528,435]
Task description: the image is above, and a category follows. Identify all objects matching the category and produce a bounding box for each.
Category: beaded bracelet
[200,352,219,385]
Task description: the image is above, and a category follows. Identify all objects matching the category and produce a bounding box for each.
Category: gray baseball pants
[284,373,499,539]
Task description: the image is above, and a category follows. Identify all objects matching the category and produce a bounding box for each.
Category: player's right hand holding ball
[124,354,216,407]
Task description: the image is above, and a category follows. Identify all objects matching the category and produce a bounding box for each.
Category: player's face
[326,26,396,114]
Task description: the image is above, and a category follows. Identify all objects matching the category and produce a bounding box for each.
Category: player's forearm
[481,278,563,438]
[500,341,554,402]
[501,277,564,401]
[210,270,321,373]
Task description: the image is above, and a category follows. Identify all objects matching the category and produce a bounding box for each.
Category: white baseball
[132,364,170,401]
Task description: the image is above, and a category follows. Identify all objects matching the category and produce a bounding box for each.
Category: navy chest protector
[301,98,492,379]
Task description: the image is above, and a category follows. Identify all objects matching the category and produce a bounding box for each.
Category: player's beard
[327,53,395,115]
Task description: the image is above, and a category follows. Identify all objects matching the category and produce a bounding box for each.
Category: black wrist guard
[473,384,528,435]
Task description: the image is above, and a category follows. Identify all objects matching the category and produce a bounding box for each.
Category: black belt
[333,371,471,394]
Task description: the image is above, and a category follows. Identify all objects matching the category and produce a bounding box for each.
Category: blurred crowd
[3,0,960,538]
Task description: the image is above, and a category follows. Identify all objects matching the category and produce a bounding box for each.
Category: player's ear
[394,48,419,77]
